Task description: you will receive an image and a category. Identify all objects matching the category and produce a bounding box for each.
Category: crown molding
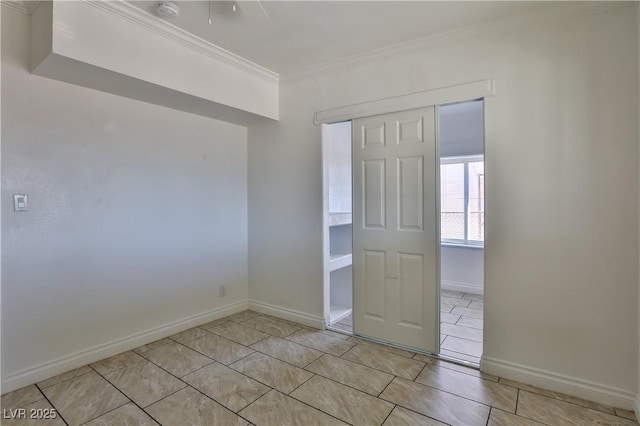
[1,1,40,14]
[83,0,279,85]
[283,1,634,81]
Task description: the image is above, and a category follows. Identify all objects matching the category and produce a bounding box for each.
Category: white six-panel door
[352,107,438,353]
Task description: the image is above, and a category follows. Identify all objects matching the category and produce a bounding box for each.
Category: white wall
[1,9,248,391]
[325,122,352,214]
[441,246,484,295]
[248,4,639,406]
[439,100,484,157]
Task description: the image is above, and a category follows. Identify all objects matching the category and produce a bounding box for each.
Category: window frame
[440,154,484,248]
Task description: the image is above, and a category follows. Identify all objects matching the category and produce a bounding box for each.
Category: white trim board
[85,0,278,84]
[1,300,248,394]
[248,300,325,329]
[481,356,636,410]
[314,79,495,125]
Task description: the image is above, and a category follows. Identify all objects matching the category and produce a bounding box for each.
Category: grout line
[381,376,495,412]
[76,401,134,426]
[287,373,316,395]
[94,369,162,425]
[282,387,357,425]
[34,383,70,426]
[36,367,95,392]
[379,404,396,425]
[377,376,395,398]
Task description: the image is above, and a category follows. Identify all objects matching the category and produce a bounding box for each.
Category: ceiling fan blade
[236,0,269,21]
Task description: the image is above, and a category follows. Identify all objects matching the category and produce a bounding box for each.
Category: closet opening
[322,121,353,333]
[438,99,485,364]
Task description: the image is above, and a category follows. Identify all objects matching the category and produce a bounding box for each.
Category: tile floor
[1,310,637,426]
[440,290,484,364]
[329,290,483,364]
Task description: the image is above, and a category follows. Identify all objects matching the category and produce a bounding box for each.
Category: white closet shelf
[328,212,352,227]
[329,253,352,271]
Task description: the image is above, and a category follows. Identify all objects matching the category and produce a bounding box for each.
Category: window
[440,155,484,246]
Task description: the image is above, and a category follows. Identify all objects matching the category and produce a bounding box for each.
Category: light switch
[13,194,28,212]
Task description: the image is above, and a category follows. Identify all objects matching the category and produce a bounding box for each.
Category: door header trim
[314,79,495,125]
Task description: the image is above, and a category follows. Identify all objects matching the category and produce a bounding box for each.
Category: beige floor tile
[488,408,546,426]
[198,318,229,329]
[104,361,185,407]
[229,353,313,394]
[441,322,483,342]
[250,336,323,367]
[516,391,636,426]
[142,341,213,377]
[42,371,129,426]
[241,316,301,338]
[291,375,394,425]
[239,390,348,426]
[338,315,353,326]
[83,402,156,425]
[441,303,455,313]
[442,296,471,307]
[318,328,352,340]
[208,322,270,346]
[441,336,483,357]
[442,290,465,299]
[146,387,248,426]
[1,398,66,426]
[462,293,484,301]
[133,338,172,355]
[439,349,480,364]
[469,301,484,310]
[37,366,93,390]
[500,378,616,414]
[441,312,461,324]
[424,357,498,382]
[225,310,261,323]
[286,329,355,356]
[451,306,483,319]
[331,322,352,333]
[346,336,416,359]
[91,351,145,375]
[169,327,211,344]
[457,316,483,330]
[382,406,447,426]
[183,362,270,412]
[380,377,490,426]
[186,333,255,365]
[1,385,44,409]
[342,344,425,380]
[615,408,637,421]
[416,364,517,412]
[305,354,393,395]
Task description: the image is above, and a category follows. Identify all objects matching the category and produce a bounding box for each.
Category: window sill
[441,242,484,250]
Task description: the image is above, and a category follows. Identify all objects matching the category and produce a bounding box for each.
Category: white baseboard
[248,300,324,329]
[1,300,248,394]
[481,356,635,410]
[441,280,484,296]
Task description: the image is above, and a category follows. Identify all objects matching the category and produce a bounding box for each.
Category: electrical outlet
[219,285,226,297]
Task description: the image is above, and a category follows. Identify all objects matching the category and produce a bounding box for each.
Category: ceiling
[129,1,552,75]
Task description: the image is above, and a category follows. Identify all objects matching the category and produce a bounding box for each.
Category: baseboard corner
[248,299,324,329]
[481,356,635,410]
